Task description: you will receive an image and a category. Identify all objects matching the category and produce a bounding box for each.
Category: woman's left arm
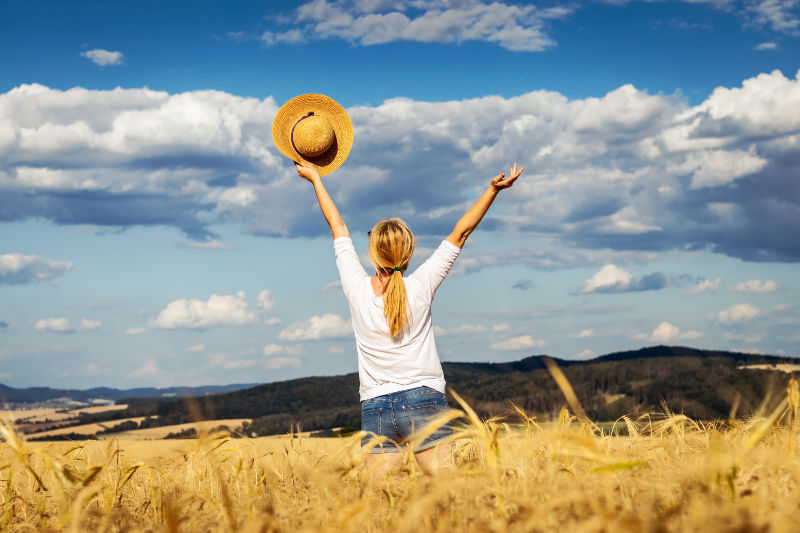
[295,160,349,239]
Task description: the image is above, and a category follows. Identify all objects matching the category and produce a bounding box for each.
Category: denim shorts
[361,386,454,453]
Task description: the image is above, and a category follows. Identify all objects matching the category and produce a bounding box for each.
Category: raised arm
[295,160,349,239]
[446,163,524,248]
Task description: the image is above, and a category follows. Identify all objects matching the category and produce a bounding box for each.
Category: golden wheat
[1,380,799,532]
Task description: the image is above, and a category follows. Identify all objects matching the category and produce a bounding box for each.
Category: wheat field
[2,383,800,533]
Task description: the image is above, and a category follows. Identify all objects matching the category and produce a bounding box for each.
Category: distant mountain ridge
[0,382,260,405]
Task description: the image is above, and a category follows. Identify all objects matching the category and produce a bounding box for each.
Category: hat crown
[292,114,335,158]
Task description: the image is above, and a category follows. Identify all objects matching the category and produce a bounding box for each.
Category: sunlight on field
[0,405,129,424]
[114,419,253,440]
[29,417,151,438]
[2,381,800,533]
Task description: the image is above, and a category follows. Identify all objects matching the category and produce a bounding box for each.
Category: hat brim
[272,94,353,177]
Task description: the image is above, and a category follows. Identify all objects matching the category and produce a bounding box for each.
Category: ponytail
[368,218,415,337]
[383,269,409,337]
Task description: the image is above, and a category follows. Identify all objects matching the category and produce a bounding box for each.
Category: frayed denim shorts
[361,386,453,454]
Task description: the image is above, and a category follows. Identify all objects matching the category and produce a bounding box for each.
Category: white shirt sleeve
[409,240,461,295]
[333,237,368,297]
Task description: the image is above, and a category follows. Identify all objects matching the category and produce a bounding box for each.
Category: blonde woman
[295,160,524,477]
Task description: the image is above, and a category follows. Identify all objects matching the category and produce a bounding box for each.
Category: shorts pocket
[402,401,441,434]
[361,407,383,435]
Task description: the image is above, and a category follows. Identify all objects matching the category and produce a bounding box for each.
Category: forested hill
[0,382,259,405]
[61,345,799,436]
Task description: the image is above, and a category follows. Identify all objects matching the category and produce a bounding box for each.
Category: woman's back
[334,236,460,400]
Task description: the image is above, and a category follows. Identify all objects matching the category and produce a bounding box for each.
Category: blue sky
[1,0,799,389]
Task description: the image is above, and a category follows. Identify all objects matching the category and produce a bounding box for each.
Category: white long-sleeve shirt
[333,237,460,401]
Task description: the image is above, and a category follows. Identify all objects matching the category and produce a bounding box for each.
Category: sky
[1,0,799,390]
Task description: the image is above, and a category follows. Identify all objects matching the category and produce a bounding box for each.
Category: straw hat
[272,94,353,176]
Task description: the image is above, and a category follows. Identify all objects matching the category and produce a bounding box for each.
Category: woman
[295,160,524,477]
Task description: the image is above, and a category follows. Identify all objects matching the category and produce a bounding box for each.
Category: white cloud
[151,291,258,329]
[264,0,573,52]
[490,334,546,351]
[578,265,632,294]
[578,328,595,338]
[713,303,762,324]
[577,265,668,294]
[277,313,352,340]
[186,344,206,352]
[33,317,100,333]
[748,0,800,34]
[433,323,486,336]
[264,317,282,326]
[184,240,237,251]
[81,49,124,66]
[686,276,721,295]
[672,147,767,190]
[492,323,510,332]
[262,343,304,356]
[648,321,703,343]
[2,68,800,264]
[756,41,779,50]
[34,318,72,333]
[0,253,73,285]
[730,279,779,293]
[126,327,149,335]
[78,319,101,331]
[257,290,275,310]
[322,280,342,292]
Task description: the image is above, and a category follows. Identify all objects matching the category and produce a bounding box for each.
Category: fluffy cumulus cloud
[577,264,668,294]
[730,279,780,293]
[686,276,721,295]
[257,290,275,310]
[748,0,800,34]
[261,0,573,52]
[80,49,124,66]
[0,253,73,284]
[33,317,101,333]
[648,321,703,342]
[0,84,280,240]
[712,303,762,325]
[2,69,800,266]
[263,343,304,356]
[277,313,352,340]
[490,334,546,351]
[151,291,258,329]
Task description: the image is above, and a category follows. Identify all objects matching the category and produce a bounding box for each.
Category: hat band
[290,111,314,156]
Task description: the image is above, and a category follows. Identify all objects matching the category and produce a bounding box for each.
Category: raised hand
[295,160,321,183]
[490,162,524,192]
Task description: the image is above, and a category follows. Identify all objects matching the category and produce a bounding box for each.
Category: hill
[31,345,798,439]
[0,382,259,406]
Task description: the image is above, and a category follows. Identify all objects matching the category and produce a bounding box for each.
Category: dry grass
[1,382,800,532]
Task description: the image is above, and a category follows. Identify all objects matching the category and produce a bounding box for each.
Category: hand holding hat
[272,94,353,176]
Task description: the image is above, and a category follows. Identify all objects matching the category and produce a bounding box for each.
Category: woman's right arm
[446,163,524,248]
[295,160,349,239]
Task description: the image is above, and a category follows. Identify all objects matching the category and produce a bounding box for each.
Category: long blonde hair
[368,218,415,337]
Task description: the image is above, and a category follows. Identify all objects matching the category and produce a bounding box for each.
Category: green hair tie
[392,267,401,272]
